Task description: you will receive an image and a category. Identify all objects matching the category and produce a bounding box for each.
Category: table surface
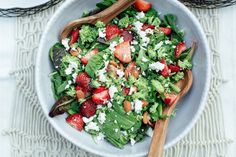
[0,4,235,157]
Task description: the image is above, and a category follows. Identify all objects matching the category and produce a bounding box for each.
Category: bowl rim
[35,0,211,156]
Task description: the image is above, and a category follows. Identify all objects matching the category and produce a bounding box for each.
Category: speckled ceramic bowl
[35,0,210,156]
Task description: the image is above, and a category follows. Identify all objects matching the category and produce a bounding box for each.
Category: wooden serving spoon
[148,70,193,157]
[60,0,136,40]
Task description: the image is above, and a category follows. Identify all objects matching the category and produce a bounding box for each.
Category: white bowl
[35,0,210,156]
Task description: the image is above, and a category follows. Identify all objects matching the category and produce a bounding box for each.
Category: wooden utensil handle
[96,0,136,24]
[148,118,170,157]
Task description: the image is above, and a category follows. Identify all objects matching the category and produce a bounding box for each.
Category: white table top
[0,4,235,157]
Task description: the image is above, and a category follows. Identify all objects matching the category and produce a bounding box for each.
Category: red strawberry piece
[69,28,80,45]
[160,27,172,36]
[80,99,97,118]
[123,87,130,95]
[175,42,187,58]
[66,113,84,131]
[120,30,133,42]
[76,72,91,88]
[142,23,155,31]
[114,41,132,63]
[134,0,152,12]
[168,64,181,73]
[81,49,99,65]
[163,93,177,106]
[92,86,110,105]
[160,59,169,77]
[105,25,121,40]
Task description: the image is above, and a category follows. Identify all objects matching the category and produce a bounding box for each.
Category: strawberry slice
[114,41,132,63]
[163,93,177,106]
[81,49,99,65]
[160,59,169,77]
[120,30,133,42]
[80,99,97,118]
[106,25,121,40]
[76,72,91,88]
[160,27,172,36]
[134,0,152,12]
[66,114,84,131]
[69,28,80,45]
[92,86,110,105]
[175,42,187,58]
[123,87,130,95]
[142,23,155,31]
[168,64,181,73]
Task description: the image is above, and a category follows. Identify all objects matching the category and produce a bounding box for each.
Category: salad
[49,0,194,148]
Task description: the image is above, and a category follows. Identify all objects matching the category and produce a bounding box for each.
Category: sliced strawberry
[175,42,187,58]
[76,72,91,88]
[163,93,177,106]
[69,28,80,45]
[106,25,121,40]
[125,62,136,79]
[81,49,99,65]
[160,59,169,77]
[142,23,155,31]
[160,27,172,36]
[92,87,110,105]
[114,41,132,63]
[134,0,152,12]
[80,99,97,118]
[66,114,84,131]
[120,30,133,42]
[123,87,130,95]
[168,64,181,73]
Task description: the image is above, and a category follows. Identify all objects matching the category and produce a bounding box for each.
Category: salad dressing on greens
[49,0,194,148]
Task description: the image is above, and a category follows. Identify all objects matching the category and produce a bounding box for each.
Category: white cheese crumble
[107,101,112,108]
[114,129,119,133]
[108,85,118,99]
[149,62,165,72]
[98,28,106,38]
[146,127,153,137]
[116,69,125,78]
[61,38,70,50]
[133,21,143,31]
[142,71,146,76]
[131,40,138,45]
[172,45,176,49]
[119,37,124,43]
[165,40,171,45]
[155,41,164,50]
[136,11,145,19]
[65,80,72,89]
[85,122,99,132]
[145,28,154,35]
[142,57,149,62]
[82,116,95,123]
[130,138,136,146]
[97,112,106,124]
[130,46,136,52]
[109,41,118,52]
[134,99,143,113]
[97,61,109,82]
[114,120,117,124]
[65,61,78,75]
[129,86,136,95]
[72,73,77,82]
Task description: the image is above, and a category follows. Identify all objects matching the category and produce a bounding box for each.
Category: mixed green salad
[49,0,194,148]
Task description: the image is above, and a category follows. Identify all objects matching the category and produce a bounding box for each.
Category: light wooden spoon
[148,70,194,157]
[60,0,136,40]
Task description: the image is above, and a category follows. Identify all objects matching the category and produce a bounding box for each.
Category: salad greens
[48,0,195,149]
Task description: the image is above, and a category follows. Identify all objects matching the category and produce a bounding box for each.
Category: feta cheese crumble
[155,41,163,50]
[98,28,106,38]
[61,38,70,50]
[97,61,109,82]
[85,122,99,132]
[65,80,72,89]
[97,112,106,124]
[65,61,78,75]
[108,85,118,99]
[142,57,149,62]
[149,62,165,72]
[134,99,143,113]
[109,41,118,52]
[129,86,136,95]
[82,116,95,123]
[107,101,112,108]
[136,11,145,19]
[116,69,125,78]
[130,138,136,146]
[114,129,119,133]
